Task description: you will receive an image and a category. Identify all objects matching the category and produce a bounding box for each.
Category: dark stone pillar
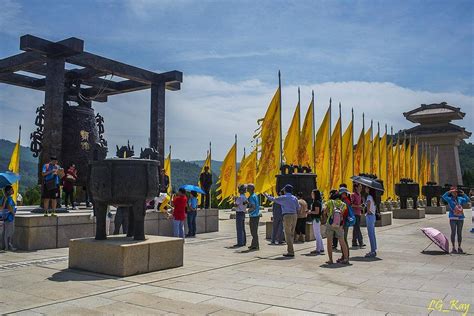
[95,202,108,240]
[41,57,65,167]
[150,81,165,166]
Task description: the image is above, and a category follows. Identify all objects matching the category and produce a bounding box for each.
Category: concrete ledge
[392,208,425,219]
[69,235,183,277]
[425,206,446,214]
[361,212,392,227]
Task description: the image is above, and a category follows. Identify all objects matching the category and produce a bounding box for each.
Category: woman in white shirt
[364,186,377,258]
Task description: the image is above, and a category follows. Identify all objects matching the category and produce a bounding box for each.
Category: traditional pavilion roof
[403,102,465,124]
[404,122,471,139]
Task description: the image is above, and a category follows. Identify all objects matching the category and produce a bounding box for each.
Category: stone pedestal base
[69,235,184,277]
[425,206,446,214]
[265,221,326,241]
[392,208,425,219]
[361,212,392,227]
[463,202,472,210]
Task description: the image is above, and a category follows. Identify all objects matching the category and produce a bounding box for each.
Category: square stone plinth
[69,235,184,277]
[361,212,392,227]
[425,206,446,214]
[392,208,425,219]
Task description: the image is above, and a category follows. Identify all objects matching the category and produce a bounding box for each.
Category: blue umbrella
[179,185,206,194]
[0,171,20,189]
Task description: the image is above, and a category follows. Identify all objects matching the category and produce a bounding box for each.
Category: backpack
[330,203,343,228]
[344,205,356,227]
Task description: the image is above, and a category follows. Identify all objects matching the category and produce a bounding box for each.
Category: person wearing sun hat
[442,186,470,254]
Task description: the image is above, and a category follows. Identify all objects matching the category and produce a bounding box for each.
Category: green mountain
[170,159,218,191]
[0,139,38,191]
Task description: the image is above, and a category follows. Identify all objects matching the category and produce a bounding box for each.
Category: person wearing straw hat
[442,187,470,254]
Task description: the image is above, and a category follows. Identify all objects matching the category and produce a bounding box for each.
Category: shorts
[326,224,344,239]
[295,218,306,234]
[42,185,59,199]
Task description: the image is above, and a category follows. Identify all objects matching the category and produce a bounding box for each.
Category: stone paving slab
[1,209,473,315]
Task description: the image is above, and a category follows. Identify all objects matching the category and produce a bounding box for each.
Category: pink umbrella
[421,227,449,253]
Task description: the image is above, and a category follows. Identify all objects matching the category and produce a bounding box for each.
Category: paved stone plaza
[0,210,472,315]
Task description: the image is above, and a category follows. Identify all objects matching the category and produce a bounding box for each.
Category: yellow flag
[315,105,331,198]
[400,139,406,179]
[434,149,439,184]
[164,151,172,194]
[363,126,372,173]
[256,87,281,194]
[406,139,412,180]
[237,150,257,186]
[354,129,364,176]
[393,140,400,184]
[330,118,342,190]
[299,99,314,169]
[412,141,419,184]
[341,119,353,188]
[372,131,380,177]
[198,150,211,205]
[283,102,300,165]
[387,137,394,199]
[217,142,237,203]
[380,133,387,199]
[8,134,21,203]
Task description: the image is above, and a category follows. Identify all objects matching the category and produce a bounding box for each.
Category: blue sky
[0,0,473,160]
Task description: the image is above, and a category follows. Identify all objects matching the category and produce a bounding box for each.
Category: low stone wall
[13,208,219,251]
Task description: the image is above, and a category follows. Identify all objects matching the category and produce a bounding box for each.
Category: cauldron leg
[413,197,418,209]
[127,206,135,238]
[133,201,146,241]
[95,202,107,240]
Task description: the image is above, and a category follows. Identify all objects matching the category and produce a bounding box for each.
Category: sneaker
[283,253,295,257]
[310,250,318,254]
[458,247,465,254]
[451,248,458,254]
[51,212,57,217]
[8,245,17,251]
[360,244,366,248]
[43,211,49,217]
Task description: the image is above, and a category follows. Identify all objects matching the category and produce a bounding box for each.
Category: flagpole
[385,124,388,186]
[312,90,316,173]
[235,134,238,195]
[278,70,283,169]
[339,102,343,185]
[351,108,354,178]
[377,122,381,177]
[209,141,212,208]
[370,120,373,175]
[362,113,365,174]
[328,98,332,192]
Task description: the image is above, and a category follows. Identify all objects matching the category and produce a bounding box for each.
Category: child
[1,185,17,251]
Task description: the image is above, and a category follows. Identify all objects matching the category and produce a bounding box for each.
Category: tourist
[83,186,91,208]
[351,183,365,248]
[113,206,129,235]
[186,191,198,237]
[295,192,308,243]
[159,169,170,193]
[171,188,187,238]
[339,186,352,258]
[247,184,260,250]
[62,163,78,210]
[265,185,300,257]
[1,185,16,251]
[364,186,378,257]
[442,187,470,254]
[16,193,23,206]
[234,184,247,247]
[324,190,349,264]
[309,189,324,255]
[199,166,212,209]
[270,190,285,245]
[42,156,62,216]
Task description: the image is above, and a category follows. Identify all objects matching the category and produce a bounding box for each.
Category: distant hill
[0,139,38,191]
[170,159,218,190]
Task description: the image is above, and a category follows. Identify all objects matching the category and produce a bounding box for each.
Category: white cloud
[0,76,472,162]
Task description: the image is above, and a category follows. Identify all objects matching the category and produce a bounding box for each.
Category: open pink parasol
[421,227,449,253]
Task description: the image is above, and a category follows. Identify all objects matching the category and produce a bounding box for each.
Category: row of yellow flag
[214,83,440,203]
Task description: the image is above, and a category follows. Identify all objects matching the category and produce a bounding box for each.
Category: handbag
[453,204,464,216]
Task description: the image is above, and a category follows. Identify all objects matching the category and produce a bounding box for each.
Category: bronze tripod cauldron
[88,158,160,240]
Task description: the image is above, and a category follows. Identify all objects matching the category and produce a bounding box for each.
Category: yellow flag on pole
[380,132,387,199]
[406,138,412,179]
[283,102,300,165]
[299,98,314,169]
[387,137,394,199]
[412,140,419,183]
[8,129,21,203]
[330,118,342,190]
[217,142,237,203]
[400,138,406,179]
[237,149,257,186]
[256,87,281,194]
[164,149,172,195]
[434,148,440,184]
[198,150,211,205]
[354,129,364,176]
[315,105,331,198]
[363,126,372,173]
[372,131,380,177]
[394,139,400,185]
[341,119,353,188]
